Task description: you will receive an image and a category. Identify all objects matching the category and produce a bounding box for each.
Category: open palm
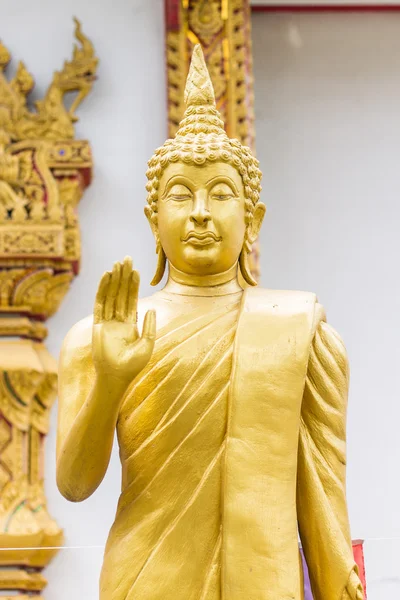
[92,256,156,382]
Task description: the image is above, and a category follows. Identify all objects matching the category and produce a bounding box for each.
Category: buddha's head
[145,45,265,286]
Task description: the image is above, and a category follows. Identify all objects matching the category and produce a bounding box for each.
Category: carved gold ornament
[0,17,97,597]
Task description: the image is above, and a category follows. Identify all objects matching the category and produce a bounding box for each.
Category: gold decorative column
[164,0,259,276]
[0,19,98,598]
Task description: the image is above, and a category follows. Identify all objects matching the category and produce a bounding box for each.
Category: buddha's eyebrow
[206,176,239,195]
[161,176,192,199]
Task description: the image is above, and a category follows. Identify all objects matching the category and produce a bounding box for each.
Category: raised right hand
[92,256,156,384]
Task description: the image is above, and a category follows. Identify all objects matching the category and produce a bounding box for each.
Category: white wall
[2,0,166,597]
[1,3,399,598]
[252,11,400,598]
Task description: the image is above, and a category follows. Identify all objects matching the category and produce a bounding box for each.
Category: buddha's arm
[57,260,155,502]
[56,318,129,502]
[297,317,364,600]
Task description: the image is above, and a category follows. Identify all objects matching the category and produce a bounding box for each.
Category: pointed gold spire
[184,44,215,107]
[176,44,225,138]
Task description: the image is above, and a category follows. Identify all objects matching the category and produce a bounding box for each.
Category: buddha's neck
[164,263,242,297]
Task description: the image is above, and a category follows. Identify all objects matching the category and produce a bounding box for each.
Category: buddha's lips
[181,232,222,244]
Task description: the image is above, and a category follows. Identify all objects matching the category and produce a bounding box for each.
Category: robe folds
[99,288,361,600]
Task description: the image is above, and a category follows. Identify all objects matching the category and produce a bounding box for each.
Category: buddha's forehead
[159,161,243,193]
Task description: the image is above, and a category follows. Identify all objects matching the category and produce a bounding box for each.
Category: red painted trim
[165,0,180,30]
[251,4,400,11]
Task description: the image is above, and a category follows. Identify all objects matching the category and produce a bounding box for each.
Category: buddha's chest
[117,297,242,460]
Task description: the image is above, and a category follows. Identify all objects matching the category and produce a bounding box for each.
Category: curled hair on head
[145,134,262,228]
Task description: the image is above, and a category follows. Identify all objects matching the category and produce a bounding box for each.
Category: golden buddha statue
[57,46,363,600]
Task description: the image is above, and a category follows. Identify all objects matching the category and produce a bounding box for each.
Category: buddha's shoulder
[250,286,317,305]
[61,314,93,352]
[247,288,325,335]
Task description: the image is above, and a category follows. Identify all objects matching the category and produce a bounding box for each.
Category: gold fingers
[116,256,133,321]
[93,257,141,324]
[93,271,111,324]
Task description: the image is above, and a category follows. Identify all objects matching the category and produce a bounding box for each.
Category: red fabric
[353,541,367,598]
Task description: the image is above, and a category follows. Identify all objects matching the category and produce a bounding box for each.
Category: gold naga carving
[57,46,363,600]
[165,0,260,278]
[0,17,98,598]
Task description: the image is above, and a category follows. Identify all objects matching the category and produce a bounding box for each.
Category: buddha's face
[155,161,246,276]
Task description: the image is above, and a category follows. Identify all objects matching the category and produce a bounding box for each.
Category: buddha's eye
[167,184,192,202]
[210,182,236,201]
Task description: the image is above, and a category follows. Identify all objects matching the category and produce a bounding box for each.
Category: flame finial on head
[176,44,226,138]
[184,44,215,107]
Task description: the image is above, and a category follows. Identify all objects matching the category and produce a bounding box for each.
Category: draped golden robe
[61,287,361,600]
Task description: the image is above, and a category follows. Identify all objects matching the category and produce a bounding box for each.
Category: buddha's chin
[181,245,223,271]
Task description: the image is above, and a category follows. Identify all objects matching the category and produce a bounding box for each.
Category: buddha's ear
[144,205,167,286]
[144,205,157,239]
[247,202,266,244]
[239,203,266,287]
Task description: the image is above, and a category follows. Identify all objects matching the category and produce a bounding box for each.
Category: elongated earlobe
[151,243,167,286]
[145,205,167,286]
[239,247,257,287]
[239,202,266,286]
[239,203,266,286]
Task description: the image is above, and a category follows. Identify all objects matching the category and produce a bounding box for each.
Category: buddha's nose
[190,193,211,225]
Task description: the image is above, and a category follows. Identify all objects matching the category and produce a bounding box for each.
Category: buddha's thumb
[142,310,156,343]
